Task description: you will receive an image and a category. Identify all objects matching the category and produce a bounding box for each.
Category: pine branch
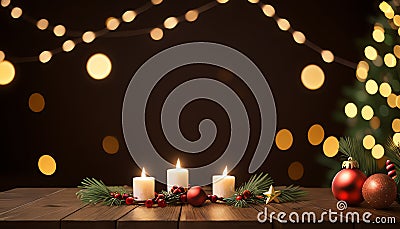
[278,185,307,203]
[76,177,128,206]
[225,173,273,208]
[339,137,377,176]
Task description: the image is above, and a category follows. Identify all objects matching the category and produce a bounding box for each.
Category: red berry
[386,160,391,166]
[157,194,165,199]
[236,195,243,201]
[179,186,185,193]
[243,190,251,199]
[211,195,218,203]
[125,197,134,205]
[122,193,129,199]
[157,199,167,208]
[172,185,178,190]
[145,199,154,208]
[110,192,115,197]
[173,188,181,194]
[207,194,212,200]
[154,192,158,198]
[114,193,122,199]
[180,194,187,203]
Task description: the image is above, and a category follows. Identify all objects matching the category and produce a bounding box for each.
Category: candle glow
[212,166,235,198]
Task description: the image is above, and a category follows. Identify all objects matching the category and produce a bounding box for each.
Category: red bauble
[125,197,134,205]
[187,186,207,207]
[362,174,397,209]
[332,168,367,205]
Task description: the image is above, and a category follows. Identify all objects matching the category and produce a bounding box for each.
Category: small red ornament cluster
[332,158,398,209]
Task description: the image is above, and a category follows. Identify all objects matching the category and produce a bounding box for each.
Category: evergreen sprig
[224,173,306,208]
[339,137,377,176]
[76,177,129,206]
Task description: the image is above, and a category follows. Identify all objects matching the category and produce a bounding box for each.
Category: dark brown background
[0,0,375,191]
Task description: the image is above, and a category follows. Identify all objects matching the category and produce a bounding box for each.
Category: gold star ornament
[263,185,281,204]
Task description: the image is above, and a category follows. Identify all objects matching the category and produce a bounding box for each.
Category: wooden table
[0,188,399,228]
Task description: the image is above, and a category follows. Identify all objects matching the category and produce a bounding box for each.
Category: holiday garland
[76,173,306,208]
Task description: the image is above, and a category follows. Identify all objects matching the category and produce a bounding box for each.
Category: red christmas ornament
[157,199,167,208]
[362,173,397,209]
[187,186,207,207]
[331,157,367,205]
[386,160,397,179]
[243,190,251,199]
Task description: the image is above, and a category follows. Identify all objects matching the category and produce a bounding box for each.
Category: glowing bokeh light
[164,17,178,29]
[82,31,96,43]
[361,105,374,121]
[371,144,384,159]
[36,19,49,30]
[62,40,75,52]
[363,135,375,150]
[321,50,334,63]
[392,118,400,132]
[262,4,275,17]
[38,155,56,175]
[53,25,66,37]
[11,7,22,19]
[39,51,52,63]
[102,136,119,154]
[365,79,378,95]
[323,136,339,157]
[379,82,391,97]
[344,102,357,118]
[29,93,45,112]
[277,18,290,31]
[301,64,325,90]
[0,60,15,85]
[185,10,199,22]
[288,161,304,181]
[150,28,163,40]
[292,31,306,44]
[122,10,136,23]
[364,46,378,60]
[86,53,112,80]
[106,17,120,31]
[275,129,293,150]
[384,53,396,67]
[307,124,324,146]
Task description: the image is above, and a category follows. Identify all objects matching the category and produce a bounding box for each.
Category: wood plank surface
[117,205,181,229]
[0,188,63,215]
[0,188,86,229]
[62,204,137,229]
[179,201,271,229]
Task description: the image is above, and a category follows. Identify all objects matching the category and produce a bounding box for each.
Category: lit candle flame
[176,158,181,168]
[141,167,146,177]
[223,166,228,176]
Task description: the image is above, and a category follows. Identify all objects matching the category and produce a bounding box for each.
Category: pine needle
[339,137,377,176]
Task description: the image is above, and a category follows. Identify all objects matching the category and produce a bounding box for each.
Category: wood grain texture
[179,201,271,229]
[117,205,181,229]
[62,204,136,229]
[0,188,63,215]
[0,188,86,228]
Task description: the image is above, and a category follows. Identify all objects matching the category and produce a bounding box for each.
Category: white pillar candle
[212,166,235,198]
[167,159,189,191]
[133,167,155,201]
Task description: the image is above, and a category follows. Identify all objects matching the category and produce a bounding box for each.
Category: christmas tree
[334,0,400,201]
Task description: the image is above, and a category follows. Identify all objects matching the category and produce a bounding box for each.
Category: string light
[164,17,179,29]
[82,31,96,43]
[1,0,10,7]
[277,18,290,31]
[62,40,75,52]
[151,0,163,5]
[321,50,334,63]
[365,79,378,95]
[262,5,275,17]
[150,28,163,40]
[393,45,400,58]
[248,0,259,3]
[292,31,306,44]
[36,19,49,30]
[372,29,385,42]
[122,10,137,23]
[363,135,375,150]
[106,17,120,31]
[10,7,22,19]
[379,82,391,97]
[216,0,229,4]
[185,10,199,22]
[364,46,378,60]
[394,15,400,26]
[344,102,357,118]
[361,105,374,121]
[53,25,66,37]
[39,51,52,63]
[0,60,15,85]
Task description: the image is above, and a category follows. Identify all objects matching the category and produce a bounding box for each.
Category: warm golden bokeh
[122,10,136,23]
[292,31,306,44]
[277,18,290,31]
[288,161,304,181]
[36,19,49,30]
[150,28,164,40]
[323,136,339,157]
[39,51,52,63]
[344,102,357,118]
[29,93,45,112]
[307,124,324,146]
[86,53,112,80]
[392,118,400,132]
[82,31,96,43]
[185,10,199,22]
[301,64,325,90]
[102,136,120,154]
[106,17,120,31]
[363,135,375,150]
[53,25,66,37]
[262,4,275,17]
[371,144,384,159]
[38,155,56,175]
[0,60,15,85]
[275,129,293,150]
[164,17,179,29]
[361,105,374,120]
